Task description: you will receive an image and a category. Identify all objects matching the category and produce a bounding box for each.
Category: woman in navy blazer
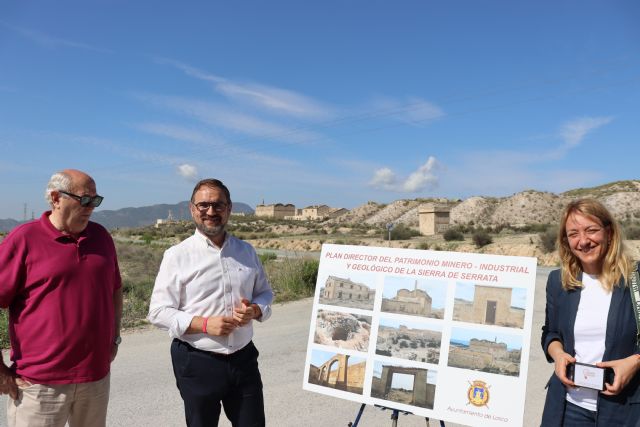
[541,199,640,426]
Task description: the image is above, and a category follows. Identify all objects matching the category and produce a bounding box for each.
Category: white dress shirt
[148,230,273,354]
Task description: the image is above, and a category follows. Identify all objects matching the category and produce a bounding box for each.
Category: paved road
[1,267,553,427]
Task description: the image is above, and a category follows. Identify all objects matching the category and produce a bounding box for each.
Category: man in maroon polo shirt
[0,169,123,427]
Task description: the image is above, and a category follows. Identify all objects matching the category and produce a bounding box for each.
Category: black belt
[174,339,255,360]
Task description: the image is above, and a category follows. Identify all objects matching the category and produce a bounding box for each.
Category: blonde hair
[557,198,633,291]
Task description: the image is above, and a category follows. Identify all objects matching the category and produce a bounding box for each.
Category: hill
[326,180,640,228]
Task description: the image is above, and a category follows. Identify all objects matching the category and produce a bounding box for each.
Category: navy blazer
[541,269,640,426]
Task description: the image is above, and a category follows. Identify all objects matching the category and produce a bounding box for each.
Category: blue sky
[1,1,638,219]
[378,316,443,332]
[450,327,522,350]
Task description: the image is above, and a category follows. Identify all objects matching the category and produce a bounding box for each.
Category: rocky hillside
[330,180,640,228]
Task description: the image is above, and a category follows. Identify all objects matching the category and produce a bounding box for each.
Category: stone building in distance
[418,203,451,236]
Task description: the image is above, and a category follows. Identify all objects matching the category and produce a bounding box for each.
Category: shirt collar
[39,211,89,242]
[193,228,228,249]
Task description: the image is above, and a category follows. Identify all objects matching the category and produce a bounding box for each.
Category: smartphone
[566,362,615,391]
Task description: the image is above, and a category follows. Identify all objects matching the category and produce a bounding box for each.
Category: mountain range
[0,201,254,232]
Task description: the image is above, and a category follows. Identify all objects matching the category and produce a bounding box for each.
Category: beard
[195,218,226,239]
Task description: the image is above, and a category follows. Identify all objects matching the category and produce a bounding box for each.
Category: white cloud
[135,94,323,145]
[402,98,445,124]
[370,167,397,188]
[403,156,439,191]
[370,156,439,193]
[370,97,445,126]
[557,116,613,153]
[0,22,110,53]
[216,81,333,119]
[177,164,199,181]
[133,122,225,147]
[156,58,333,119]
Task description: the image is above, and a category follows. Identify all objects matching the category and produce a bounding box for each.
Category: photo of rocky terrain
[375,318,442,364]
[314,310,372,351]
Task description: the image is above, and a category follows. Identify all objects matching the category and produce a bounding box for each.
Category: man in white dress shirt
[148,178,273,427]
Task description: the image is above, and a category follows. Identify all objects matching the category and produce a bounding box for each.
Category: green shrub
[0,309,8,349]
[443,229,464,241]
[539,227,558,253]
[121,279,155,327]
[472,230,493,248]
[265,258,320,302]
[417,242,430,250]
[624,225,640,240]
[382,224,421,241]
[259,252,278,264]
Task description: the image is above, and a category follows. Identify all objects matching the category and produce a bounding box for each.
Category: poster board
[303,244,537,427]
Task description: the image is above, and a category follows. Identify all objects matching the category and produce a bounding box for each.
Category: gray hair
[45,171,73,207]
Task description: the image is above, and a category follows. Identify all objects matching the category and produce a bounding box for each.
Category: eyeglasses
[192,201,229,212]
[59,191,104,208]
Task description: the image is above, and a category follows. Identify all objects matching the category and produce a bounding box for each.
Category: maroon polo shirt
[0,211,121,384]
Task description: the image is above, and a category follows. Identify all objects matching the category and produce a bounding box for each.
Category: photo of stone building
[319,275,376,310]
[447,328,522,377]
[308,350,366,395]
[453,283,525,328]
[314,310,372,351]
[371,360,436,409]
[375,318,442,364]
[381,277,446,319]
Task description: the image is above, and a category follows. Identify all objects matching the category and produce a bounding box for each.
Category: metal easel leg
[390,409,399,427]
[348,403,367,427]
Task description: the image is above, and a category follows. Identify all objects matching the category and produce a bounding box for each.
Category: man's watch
[114,336,122,346]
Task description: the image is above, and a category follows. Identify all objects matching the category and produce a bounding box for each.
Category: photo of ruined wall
[319,274,376,310]
[314,310,372,351]
[375,318,442,364]
[453,283,525,329]
[381,277,446,319]
[371,360,437,409]
[447,327,522,377]
[308,349,366,395]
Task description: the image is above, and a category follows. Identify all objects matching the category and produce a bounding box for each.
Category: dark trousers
[170,339,265,427]
[562,401,596,427]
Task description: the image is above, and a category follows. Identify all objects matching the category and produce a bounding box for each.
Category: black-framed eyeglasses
[59,191,104,208]
[192,201,228,213]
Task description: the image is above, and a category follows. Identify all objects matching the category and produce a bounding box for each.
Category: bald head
[45,169,95,207]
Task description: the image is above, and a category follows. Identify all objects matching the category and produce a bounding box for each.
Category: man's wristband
[202,317,209,334]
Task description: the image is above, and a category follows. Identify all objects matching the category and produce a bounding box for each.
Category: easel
[348,403,446,427]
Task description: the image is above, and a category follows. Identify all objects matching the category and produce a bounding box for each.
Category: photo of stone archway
[381,276,446,319]
[375,317,442,364]
[448,327,522,377]
[314,309,372,351]
[452,283,526,328]
[307,349,366,395]
[371,360,437,409]
[318,272,376,310]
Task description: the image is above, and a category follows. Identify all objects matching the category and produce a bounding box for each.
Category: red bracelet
[202,317,209,334]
